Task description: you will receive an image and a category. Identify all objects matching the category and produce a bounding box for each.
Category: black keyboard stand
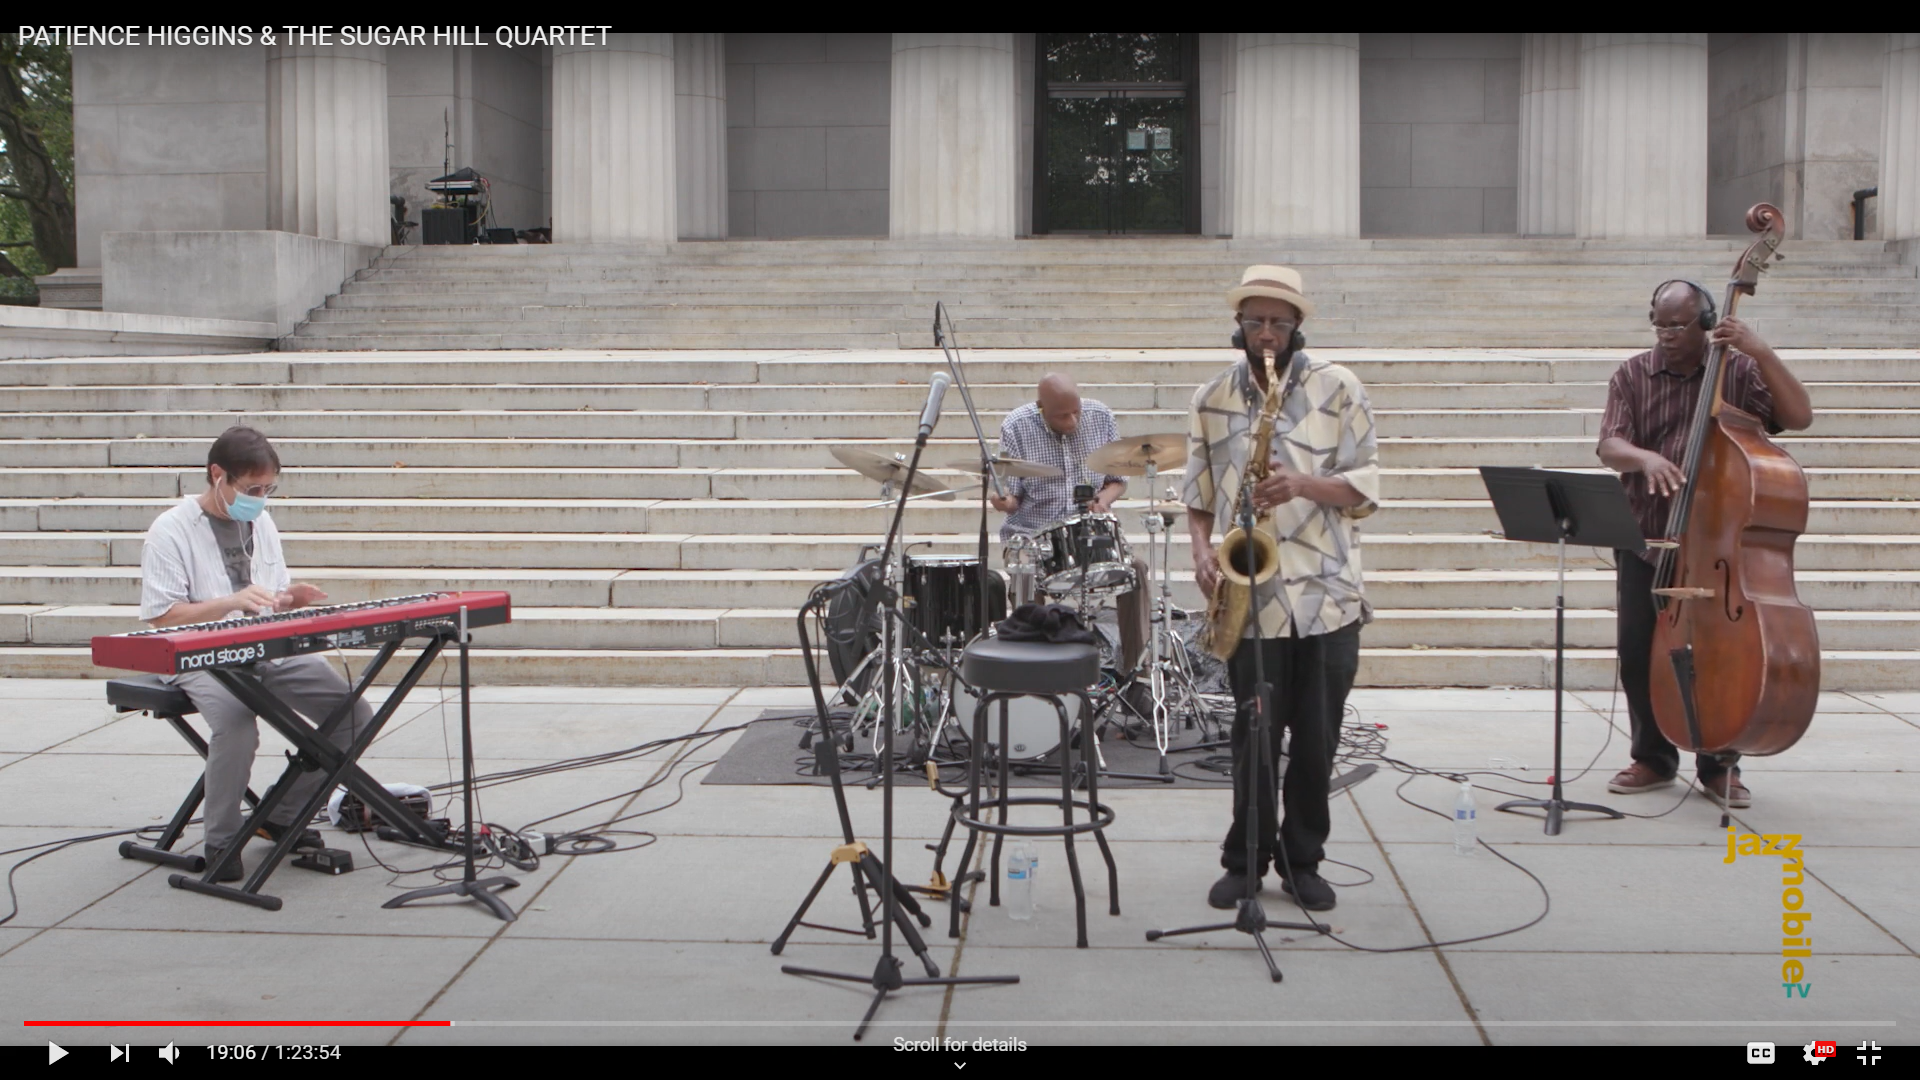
[170,635,459,910]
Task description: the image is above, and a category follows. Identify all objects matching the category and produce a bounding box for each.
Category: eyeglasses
[228,480,279,497]
[1238,317,1296,335]
[1650,320,1696,332]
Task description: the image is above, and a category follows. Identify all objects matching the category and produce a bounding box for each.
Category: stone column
[1218,34,1237,237]
[1882,34,1920,240]
[551,34,677,243]
[266,44,390,247]
[675,33,728,240]
[889,33,1018,239]
[1575,34,1708,238]
[1519,34,1580,237]
[1231,34,1360,239]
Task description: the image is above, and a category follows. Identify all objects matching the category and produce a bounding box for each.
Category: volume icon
[159,1043,179,1064]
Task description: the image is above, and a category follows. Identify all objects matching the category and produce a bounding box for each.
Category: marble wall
[725,33,891,238]
[1359,33,1521,236]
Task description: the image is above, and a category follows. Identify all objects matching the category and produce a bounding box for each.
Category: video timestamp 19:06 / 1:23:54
[209,1045,343,1061]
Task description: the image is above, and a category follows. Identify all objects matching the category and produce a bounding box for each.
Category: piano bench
[106,675,196,718]
[104,674,258,874]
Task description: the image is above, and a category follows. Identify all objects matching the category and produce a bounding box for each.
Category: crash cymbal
[830,446,954,498]
[1086,433,1189,476]
[940,454,1064,480]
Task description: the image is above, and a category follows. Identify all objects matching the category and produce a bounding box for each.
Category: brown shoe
[1699,773,1752,808]
[1606,762,1675,794]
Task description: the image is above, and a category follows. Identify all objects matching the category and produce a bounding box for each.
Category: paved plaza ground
[0,679,1914,1048]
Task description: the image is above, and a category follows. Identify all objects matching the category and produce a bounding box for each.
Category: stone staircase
[282,238,1920,351]
[1,347,1916,689]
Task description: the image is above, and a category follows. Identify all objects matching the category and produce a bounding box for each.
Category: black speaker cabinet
[421,207,471,245]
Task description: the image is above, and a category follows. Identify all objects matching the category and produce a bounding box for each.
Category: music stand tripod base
[1479,467,1640,836]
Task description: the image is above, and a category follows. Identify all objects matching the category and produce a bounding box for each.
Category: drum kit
[821,435,1228,774]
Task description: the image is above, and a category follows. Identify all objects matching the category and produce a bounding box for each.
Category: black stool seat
[106,675,195,716]
[961,638,1100,694]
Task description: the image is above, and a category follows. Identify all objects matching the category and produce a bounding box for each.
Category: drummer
[990,373,1126,540]
[990,373,1148,670]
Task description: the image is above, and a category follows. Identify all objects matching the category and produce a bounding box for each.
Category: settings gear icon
[1804,1041,1824,1065]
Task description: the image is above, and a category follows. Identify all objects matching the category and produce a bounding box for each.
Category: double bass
[1648,203,1820,757]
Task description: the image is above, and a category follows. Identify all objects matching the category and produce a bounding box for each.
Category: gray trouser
[169,654,369,851]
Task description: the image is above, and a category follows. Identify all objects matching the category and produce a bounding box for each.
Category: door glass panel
[1038,33,1194,234]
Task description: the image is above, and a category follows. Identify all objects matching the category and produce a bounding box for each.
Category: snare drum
[1038,513,1134,594]
[904,555,1006,645]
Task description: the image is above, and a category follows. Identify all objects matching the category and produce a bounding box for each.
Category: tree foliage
[0,35,75,304]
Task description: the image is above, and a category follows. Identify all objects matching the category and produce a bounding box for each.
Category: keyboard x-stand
[93,592,512,911]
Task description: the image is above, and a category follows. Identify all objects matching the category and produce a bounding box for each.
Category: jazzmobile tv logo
[1724,826,1811,998]
[178,644,264,670]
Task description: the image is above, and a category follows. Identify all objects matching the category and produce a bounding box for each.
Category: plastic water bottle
[1005,842,1035,920]
[1453,780,1478,855]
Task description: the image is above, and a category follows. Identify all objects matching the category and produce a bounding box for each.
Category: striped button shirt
[996,400,1126,540]
[1597,349,1777,563]
[139,496,291,622]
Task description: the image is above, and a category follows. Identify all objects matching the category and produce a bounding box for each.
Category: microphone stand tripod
[383,605,518,921]
[780,389,1018,1041]
[1145,371,1329,982]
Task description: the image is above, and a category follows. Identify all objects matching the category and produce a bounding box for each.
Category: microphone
[917,372,951,439]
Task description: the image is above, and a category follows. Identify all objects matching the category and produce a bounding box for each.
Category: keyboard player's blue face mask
[216,472,272,523]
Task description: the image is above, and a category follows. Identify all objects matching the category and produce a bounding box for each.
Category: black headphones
[1650,279,1718,331]
[1232,323,1307,355]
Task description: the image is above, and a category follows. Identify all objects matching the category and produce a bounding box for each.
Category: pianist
[138,426,368,882]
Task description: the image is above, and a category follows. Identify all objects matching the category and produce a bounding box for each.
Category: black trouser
[1220,623,1361,876]
[1616,552,1738,781]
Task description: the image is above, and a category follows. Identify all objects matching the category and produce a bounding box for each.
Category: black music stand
[1479,467,1642,835]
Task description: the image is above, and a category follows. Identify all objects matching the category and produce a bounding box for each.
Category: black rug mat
[703,708,1236,789]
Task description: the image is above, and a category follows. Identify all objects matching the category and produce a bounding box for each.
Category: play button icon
[48,1043,68,1064]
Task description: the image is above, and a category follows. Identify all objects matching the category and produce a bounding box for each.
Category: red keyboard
[92,592,513,675]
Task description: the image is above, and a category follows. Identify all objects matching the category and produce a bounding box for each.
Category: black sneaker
[1279,868,1336,911]
[1208,870,1260,910]
[257,821,324,851]
[203,846,245,883]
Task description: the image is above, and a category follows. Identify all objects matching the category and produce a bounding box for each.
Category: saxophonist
[1184,266,1381,912]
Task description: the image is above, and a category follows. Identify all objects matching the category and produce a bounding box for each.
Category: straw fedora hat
[1226,264,1315,320]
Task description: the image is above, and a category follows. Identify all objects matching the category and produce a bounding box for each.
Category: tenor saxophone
[1203,349,1285,660]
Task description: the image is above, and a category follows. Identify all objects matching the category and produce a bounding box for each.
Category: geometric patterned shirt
[995,399,1125,541]
[1182,352,1381,639]
[1597,348,1777,564]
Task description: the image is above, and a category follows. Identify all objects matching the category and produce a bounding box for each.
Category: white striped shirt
[139,496,290,622]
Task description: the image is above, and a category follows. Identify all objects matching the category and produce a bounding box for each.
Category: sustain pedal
[291,848,354,875]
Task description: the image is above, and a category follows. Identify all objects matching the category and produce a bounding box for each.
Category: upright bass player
[1599,274,1814,810]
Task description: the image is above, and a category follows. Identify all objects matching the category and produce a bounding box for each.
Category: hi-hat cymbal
[1086,433,1189,476]
[940,455,1064,480]
[830,446,954,499]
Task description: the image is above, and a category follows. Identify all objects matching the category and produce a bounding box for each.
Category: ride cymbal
[1086,433,1189,476]
[830,446,955,499]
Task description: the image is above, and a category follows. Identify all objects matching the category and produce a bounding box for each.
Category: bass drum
[823,558,884,694]
[953,683,1062,762]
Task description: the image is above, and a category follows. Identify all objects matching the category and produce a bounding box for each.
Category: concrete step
[11,496,1920,536]
[11,407,1919,440]
[17,603,1916,652]
[46,434,1920,471]
[8,643,1913,691]
[0,350,1864,388]
[11,529,1920,574]
[7,565,1916,612]
[2,465,1913,502]
[9,380,1920,412]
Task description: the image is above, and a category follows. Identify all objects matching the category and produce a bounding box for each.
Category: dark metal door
[1035,33,1199,235]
